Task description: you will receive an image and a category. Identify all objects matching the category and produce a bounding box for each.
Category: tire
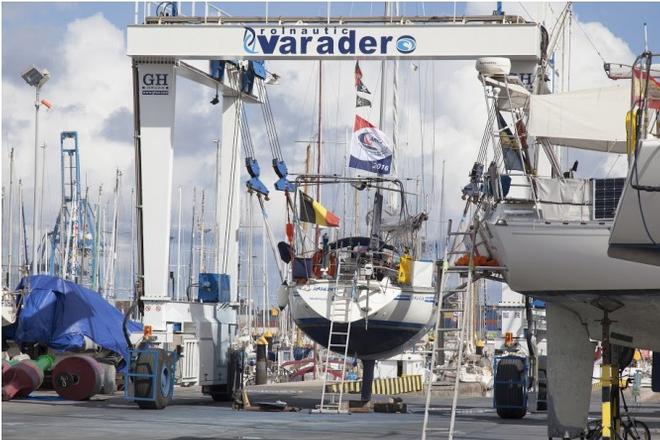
[210,349,241,402]
[536,384,547,411]
[210,385,232,402]
[536,368,548,411]
[494,357,527,419]
[624,420,651,440]
[133,350,173,410]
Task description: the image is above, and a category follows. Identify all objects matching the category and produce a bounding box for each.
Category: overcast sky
[2,1,657,304]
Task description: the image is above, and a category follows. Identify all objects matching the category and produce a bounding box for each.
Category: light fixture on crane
[21,66,50,88]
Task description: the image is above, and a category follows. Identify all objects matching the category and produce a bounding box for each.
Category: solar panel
[593,178,625,220]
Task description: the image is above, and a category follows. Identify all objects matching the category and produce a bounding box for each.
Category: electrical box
[198,273,230,303]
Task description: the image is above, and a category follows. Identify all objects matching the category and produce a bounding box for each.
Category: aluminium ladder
[421,217,506,439]
[315,256,355,413]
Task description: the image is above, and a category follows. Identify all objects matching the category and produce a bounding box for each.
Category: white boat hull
[484,219,660,294]
[609,139,660,266]
[289,280,434,360]
[483,217,660,350]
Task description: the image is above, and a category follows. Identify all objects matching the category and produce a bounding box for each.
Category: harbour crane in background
[47,132,99,287]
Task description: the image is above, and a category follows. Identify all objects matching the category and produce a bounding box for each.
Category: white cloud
[2,4,640,299]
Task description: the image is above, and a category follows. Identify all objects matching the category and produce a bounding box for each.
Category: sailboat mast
[247,196,254,335]
[176,186,182,301]
[439,160,446,257]
[370,1,393,249]
[199,190,206,273]
[92,185,103,290]
[315,60,322,248]
[103,169,121,299]
[130,187,135,295]
[188,187,197,298]
[262,218,267,330]
[20,181,29,274]
[6,148,15,289]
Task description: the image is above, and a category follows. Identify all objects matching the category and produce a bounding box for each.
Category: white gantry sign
[127,23,542,61]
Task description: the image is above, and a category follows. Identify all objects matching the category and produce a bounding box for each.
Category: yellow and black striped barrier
[325,374,423,395]
[591,377,628,391]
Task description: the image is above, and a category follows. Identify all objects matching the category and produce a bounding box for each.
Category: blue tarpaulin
[12,275,142,362]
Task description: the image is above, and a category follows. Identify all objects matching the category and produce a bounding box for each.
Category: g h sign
[141,73,169,96]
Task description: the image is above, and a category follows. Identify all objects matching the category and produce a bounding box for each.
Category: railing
[134,1,232,25]
[295,247,401,285]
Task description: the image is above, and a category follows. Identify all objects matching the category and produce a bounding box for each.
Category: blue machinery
[47,131,98,286]
[210,59,296,198]
[124,346,177,409]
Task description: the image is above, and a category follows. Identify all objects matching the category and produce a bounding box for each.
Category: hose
[122,300,138,350]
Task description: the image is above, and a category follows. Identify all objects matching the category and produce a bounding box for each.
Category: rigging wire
[256,194,285,282]
[573,14,607,64]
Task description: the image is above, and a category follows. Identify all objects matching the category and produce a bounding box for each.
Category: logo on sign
[396,35,416,54]
[241,26,417,56]
[243,27,258,54]
[357,132,388,154]
[141,73,169,96]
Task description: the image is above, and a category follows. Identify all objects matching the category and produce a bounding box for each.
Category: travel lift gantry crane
[123,2,561,419]
[47,131,98,286]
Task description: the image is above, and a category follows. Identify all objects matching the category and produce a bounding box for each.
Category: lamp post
[21,65,50,276]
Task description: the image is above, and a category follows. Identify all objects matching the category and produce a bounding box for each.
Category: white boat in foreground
[283,176,435,361]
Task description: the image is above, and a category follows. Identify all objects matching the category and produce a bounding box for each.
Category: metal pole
[31,86,41,275]
[38,142,47,272]
[213,139,220,273]
[262,218,267,330]
[188,187,197,299]
[7,148,15,288]
[92,185,103,291]
[176,186,182,300]
[315,60,322,249]
[199,190,206,273]
[247,196,253,336]
[601,311,613,440]
[18,180,24,278]
[439,160,446,257]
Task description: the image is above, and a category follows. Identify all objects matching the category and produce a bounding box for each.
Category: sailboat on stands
[280,62,435,392]
[462,54,660,436]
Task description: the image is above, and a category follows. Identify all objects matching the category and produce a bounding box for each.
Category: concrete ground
[3,382,660,440]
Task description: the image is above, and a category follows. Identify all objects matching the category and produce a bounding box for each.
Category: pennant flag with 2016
[298,191,340,227]
[349,115,393,175]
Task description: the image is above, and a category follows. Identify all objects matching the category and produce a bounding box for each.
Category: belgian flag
[298,191,340,227]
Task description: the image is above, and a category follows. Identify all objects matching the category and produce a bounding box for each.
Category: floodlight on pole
[21,65,50,276]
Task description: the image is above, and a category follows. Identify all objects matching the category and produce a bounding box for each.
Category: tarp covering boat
[527,83,629,153]
[10,275,141,361]
[534,177,592,221]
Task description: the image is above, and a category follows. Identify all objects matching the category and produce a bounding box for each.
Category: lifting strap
[256,194,285,282]
[257,81,296,192]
